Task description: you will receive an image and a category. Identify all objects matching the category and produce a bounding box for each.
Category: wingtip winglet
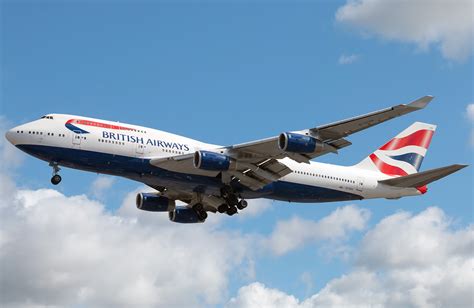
[408,95,435,109]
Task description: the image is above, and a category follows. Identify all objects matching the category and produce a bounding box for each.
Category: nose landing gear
[49,162,62,185]
[51,174,62,185]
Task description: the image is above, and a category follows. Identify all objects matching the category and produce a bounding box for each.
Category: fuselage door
[356,176,364,192]
[136,143,145,155]
[37,131,44,143]
[72,132,81,146]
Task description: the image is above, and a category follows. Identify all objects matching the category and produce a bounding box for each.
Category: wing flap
[150,154,292,191]
[378,164,468,187]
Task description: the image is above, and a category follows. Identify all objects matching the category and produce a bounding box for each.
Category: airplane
[5,96,467,223]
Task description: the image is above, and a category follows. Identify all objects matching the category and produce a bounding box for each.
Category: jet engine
[193,150,231,171]
[136,193,174,212]
[278,132,324,154]
[169,206,204,223]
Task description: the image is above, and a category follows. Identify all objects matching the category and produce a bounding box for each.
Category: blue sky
[1,1,473,307]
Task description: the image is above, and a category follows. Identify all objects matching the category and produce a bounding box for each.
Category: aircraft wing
[151,95,433,190]
[228,95,433,163]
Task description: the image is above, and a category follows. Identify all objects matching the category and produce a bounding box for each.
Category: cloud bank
[89,175,116,199]
[0,170,368,307]
[266,205,370,256]
[0,183,255,307]
[227,207,474,307]
[336,0,474,61]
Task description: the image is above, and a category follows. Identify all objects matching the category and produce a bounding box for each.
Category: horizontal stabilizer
[379,164,468,188]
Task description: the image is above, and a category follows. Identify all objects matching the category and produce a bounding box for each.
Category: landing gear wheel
[51,174,62,185]
[237,200,248,210]
[197,211,208,221]
[193,203,207,221]
[226,206,238,216]
[217,204,229,213]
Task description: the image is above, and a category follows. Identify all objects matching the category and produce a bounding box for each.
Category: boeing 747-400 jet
[5,96,467,223]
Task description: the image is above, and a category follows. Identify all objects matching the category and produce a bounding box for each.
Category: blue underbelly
[16,144,362,203]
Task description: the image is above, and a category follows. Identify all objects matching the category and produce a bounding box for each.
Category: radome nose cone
[5,129,13,144]
[5,128,16,145]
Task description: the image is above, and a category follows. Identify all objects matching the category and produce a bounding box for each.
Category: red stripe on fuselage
[66,119,137,132]
[379,129,434,151]
[369,153,408,176]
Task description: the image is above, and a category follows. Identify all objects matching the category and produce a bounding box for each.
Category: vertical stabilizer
[354,122,436,176]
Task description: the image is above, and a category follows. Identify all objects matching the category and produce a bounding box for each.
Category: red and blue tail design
[355,122,436,177]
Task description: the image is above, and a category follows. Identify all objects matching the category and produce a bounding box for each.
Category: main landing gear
[193,203,208,221]
[218,186,248,216]
[49,162,62,185]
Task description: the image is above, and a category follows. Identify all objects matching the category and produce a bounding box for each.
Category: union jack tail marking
[355,122,436,177]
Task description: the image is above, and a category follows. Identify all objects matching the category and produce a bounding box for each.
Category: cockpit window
[40,115,54,120]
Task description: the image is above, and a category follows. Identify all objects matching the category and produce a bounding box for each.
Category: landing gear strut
[49,162,62,185]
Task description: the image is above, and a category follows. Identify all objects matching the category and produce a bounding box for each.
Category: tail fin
[354,122,436,176]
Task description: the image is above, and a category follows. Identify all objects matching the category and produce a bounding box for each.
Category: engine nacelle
[136,193,174,212]
[278,132,324,154]
[193,150,231,171]
[169,207,203,223]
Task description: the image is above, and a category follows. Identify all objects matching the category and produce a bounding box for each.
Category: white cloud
[336,0,474,61]
[238,199,272,219]
[299,271,314,297]
[266,205,370,255]
[338,54,360,65]
[0,174,257,307]
[228,207,474,308]
[89,175,115,199]
[467,104,474,121]
[356,207,471,268]
[0,116,25,171]
[226,282,300,308]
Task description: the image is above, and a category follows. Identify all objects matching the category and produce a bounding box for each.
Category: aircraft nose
[5,127,17,145]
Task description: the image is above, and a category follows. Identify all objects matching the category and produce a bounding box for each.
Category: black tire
[198,211,208,221]
[237,200,248,210]
[193,203,203,212]
[217,204,228,213]
[226,206,238,216]
[51,174,61,185]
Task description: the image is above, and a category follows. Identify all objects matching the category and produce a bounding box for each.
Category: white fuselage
[5,114,423,203]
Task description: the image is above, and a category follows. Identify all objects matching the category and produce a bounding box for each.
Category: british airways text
[102,131,190,151]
